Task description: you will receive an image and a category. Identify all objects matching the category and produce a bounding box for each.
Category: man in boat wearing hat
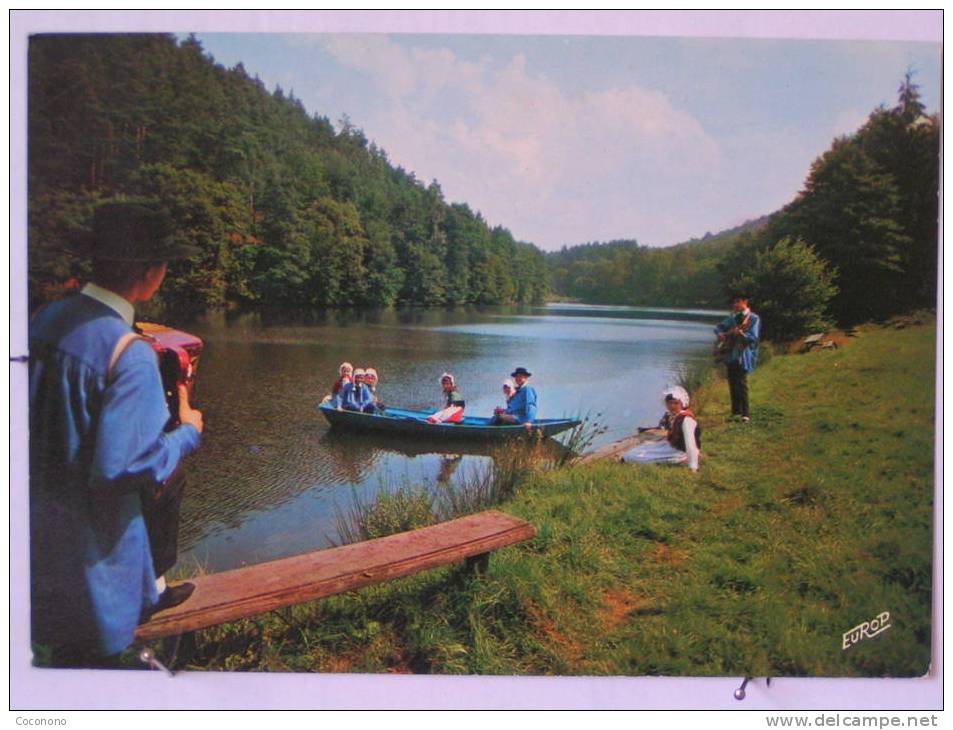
[493,367,537,430]
[29,202,204,665]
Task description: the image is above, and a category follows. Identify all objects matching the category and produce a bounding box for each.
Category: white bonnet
[663,386,690,408]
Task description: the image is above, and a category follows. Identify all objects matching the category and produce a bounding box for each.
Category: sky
[191,32,940,251]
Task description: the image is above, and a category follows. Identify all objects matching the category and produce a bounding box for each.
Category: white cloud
[318,34,723,248]
[320,35,418,99]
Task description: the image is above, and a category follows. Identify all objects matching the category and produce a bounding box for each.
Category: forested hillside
[28,34,549,314]
[548,74,939,331]
[547,217,768,308]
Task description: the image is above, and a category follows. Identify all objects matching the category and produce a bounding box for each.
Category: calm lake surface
[174,303,722,572]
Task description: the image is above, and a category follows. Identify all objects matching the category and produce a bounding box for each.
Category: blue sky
[191,33,940,251]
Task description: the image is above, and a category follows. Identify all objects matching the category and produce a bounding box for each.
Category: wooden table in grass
[135,510,536,643]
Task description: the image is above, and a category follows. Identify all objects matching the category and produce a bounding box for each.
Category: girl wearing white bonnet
[426,372,466,424]
[621,386,700,472]
[502,378,517,404]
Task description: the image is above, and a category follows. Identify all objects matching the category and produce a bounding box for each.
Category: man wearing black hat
[29,202,203,665]
[493,367,537,430]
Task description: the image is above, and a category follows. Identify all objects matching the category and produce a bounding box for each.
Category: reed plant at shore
[673,357,718,415]
[332,484,436,545]
[551,412,609,466]
[331,440,548,545]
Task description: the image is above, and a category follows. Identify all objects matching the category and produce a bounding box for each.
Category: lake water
[173,303,722,572]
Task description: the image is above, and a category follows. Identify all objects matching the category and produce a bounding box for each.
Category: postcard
[10,9,943,712]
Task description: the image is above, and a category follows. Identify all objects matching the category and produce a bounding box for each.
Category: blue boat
[318,402,581,441]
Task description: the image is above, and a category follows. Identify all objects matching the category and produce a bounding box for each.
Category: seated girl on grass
[621,386,700,472]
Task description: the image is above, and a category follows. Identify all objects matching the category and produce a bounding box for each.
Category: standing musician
[714,295,761,422]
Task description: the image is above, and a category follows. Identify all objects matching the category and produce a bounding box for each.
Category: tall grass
[674,357,718,415]
[552,413,609,466]
[332,437,551,545]
[332,484,436,545]
[432,462,499,519]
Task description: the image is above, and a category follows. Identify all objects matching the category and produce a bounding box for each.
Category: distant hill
[668,214,771,252]
[546,215,770,308]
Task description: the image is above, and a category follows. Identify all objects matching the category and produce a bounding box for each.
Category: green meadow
[169,319,936,676]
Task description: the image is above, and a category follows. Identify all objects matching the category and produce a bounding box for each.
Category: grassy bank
[170,319,936,676]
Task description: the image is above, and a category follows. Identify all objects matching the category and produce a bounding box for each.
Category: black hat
[510,367,532,378]
[76,203,200,261]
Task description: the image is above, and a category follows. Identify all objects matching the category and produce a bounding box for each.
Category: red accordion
[135,322,203,425]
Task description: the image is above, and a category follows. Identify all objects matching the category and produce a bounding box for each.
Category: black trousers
[140,471,186,579]
[726,362,749,417]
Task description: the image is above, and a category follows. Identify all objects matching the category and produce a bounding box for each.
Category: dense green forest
[28,34,549,314]
[548,75,939,331]
[547,217,769,309]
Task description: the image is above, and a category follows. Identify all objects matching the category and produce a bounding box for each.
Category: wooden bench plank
[135,510,535,642]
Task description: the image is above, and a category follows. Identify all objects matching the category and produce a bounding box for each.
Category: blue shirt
[334,381,374,411]
[505,384,538,423]
[29,293,200,655]
[714,311,761,373]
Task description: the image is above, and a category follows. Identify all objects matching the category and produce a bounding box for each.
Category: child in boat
[502,378,516,405]
[335,368,374,412]
[427,373,465,424]
[364,368,384,413]
[621,386,700,472]
[321,362,353,404]
[332,362,353,397]
[493,367,537,429]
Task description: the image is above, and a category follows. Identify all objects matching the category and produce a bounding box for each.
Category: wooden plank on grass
[135,510,535,642]
[579,430,663,464]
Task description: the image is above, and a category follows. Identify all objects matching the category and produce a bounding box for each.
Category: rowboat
[318,402,581,440]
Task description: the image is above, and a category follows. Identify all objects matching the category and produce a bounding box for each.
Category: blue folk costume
[334,381,374,412]
[713,308,761,419]
[505,384,538,424]
[714,310,761,372]
[365,384,381,413]
[29,288,201,656]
